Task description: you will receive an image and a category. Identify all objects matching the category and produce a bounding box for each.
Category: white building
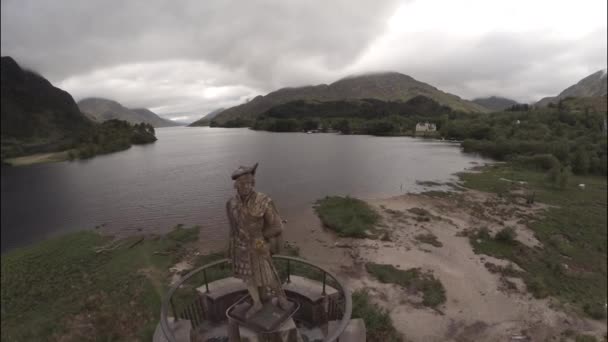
[415,122,437,133]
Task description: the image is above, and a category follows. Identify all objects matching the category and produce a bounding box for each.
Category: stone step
[152,318,192,342]
[327,319,366,342]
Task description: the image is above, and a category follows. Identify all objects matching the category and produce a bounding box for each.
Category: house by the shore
[415,122,437,136]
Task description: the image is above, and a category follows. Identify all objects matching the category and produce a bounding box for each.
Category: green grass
[365,263,446,308]
[314,196,380,238]
[460,164,607,319]
[575,334,598,342]
[352,290,403,342]
[1,225,204,341]
[414,233,443,247]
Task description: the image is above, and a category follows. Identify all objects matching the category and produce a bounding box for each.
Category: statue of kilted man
[226,163,289,319]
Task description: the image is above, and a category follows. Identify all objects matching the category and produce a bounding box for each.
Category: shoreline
[284,169,607,341]
[2,165,605,341]
[3,150,71,166]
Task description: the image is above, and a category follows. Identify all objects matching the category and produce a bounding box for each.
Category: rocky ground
[282,189,607,342]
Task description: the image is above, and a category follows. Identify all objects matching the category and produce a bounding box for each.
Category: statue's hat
[231,162,259,180]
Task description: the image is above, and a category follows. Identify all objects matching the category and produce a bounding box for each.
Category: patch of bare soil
[289,190,606,342]
[54,291,151,342]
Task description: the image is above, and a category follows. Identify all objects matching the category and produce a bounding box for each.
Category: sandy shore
[4,151,70,166]
[284,189,607,341]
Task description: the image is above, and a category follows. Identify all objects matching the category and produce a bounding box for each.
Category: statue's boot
[245,301,264,319]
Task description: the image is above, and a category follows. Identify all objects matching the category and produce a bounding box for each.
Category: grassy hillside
[1,57,158,164]
[208,72,487,126]
[1,56,93,160]
[78,98,178,128]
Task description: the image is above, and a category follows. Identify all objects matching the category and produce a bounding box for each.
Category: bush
[558,166,571,189]
[575,335,598,342]
[513,154,560,171]
[572,149,590,174]
[583,302,607,320]
[352,290,402,342]
[476,227,492,240]
[495,227,517,244]
[314,196,380,238]
[415,233,443,247]
[525,277,549,298]
[546,165,560,184]
[365,263,446,308]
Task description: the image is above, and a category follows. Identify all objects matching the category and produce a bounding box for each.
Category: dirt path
[288,190,607,341]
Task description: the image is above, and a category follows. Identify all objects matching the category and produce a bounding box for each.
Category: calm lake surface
[1,127,491,253]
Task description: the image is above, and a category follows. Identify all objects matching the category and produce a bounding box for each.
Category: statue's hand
[254,238,268,253]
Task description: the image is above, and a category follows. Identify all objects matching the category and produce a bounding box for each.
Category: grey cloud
[1,0,400,119]
[352,28,607,103]
[1,0,606,119]
[1,0,400,84]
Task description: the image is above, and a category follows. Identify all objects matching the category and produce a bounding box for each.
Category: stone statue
[226,162,289,319]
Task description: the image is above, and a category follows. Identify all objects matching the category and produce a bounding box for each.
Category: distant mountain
[131,108,180,127]
[78,98,179,127]
[211,72,487,125]
[1,56,93,159]
[263,95,451,120]
[472,96,520,111]
[189,108,225,126]
[537,69,608,107]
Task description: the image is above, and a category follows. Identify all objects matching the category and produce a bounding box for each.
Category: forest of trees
[247,96,453,135]
[70,120,157,159]
[209,95,607,176]
[448,110,607,176]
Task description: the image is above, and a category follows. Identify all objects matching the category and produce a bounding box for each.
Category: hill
[1,56,157,163]
[132,108,180,127]
[78,98,178,127]
[251,95,454,135]
[537,69,608,107]
[1,56,93,159]
[472,96,520,111]
[189,107,225,126]
[210,72,488,126]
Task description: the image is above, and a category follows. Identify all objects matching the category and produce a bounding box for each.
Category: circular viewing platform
[156,255,365,342]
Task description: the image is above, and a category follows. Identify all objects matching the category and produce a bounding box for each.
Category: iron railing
[160,255,352,342]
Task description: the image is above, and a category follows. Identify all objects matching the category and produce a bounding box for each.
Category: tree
[334,119,351,134]
[302,119,319,131]
[572,148,590,174]
[558,166,571,189]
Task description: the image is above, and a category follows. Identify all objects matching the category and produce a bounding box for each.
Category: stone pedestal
[196,277,247,323]
[228,317,303,342]
[227,296,302,342]
[282,275,338,325]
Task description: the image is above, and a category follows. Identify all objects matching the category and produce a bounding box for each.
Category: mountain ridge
[189,108,225,127]
[78,98,178,128]
[200,72,488,126]
[1,56,93,159]
[472,96,519,111]
[537,69,608,107]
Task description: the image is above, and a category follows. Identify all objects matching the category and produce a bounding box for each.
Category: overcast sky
[2,0,606,123]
